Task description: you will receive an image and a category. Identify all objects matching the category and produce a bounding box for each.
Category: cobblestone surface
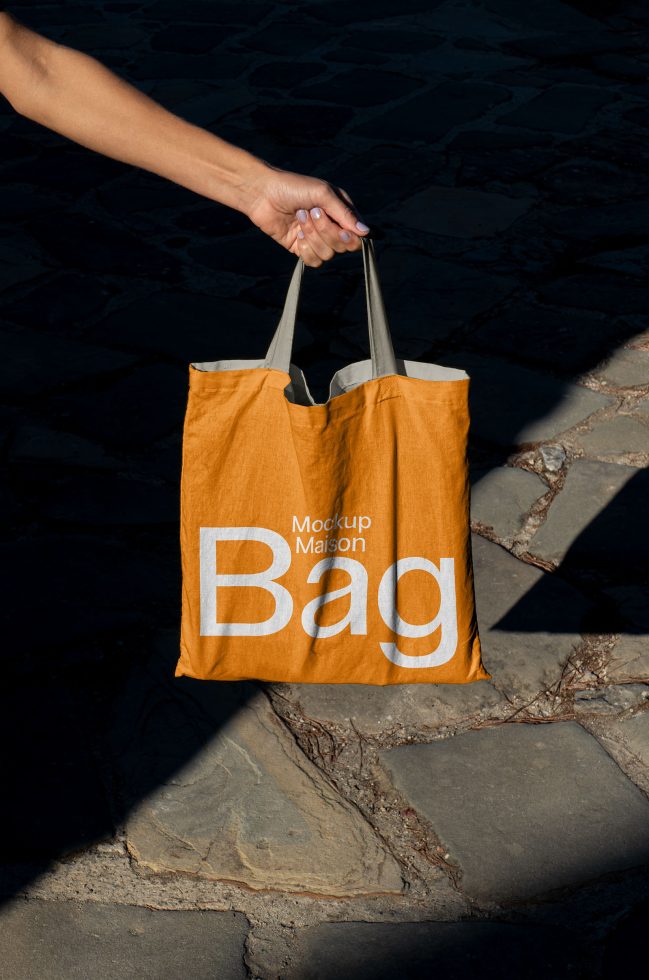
[1,0,648,978]
[0,899,249,980]
[380,721,649,904]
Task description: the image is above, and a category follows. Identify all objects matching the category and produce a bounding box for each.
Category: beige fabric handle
[264,236,398,378]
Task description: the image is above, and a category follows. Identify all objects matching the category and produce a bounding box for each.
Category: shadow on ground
[0,2,647,958]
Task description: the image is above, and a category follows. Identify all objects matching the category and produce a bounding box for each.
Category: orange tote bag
[175,237,488,685]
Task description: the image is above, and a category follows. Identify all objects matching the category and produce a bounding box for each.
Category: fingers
[323,183,371,239]
[294,208,334,268]
[290,176,371,267]
[295,206,363,268]
[293,233,327,269]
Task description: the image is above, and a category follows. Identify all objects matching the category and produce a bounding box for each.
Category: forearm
[0,14,268,214]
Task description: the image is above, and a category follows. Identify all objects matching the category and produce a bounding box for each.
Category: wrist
[229,153,278,218]
[200,137,272,215]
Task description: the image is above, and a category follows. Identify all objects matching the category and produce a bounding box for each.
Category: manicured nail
[297,228,305,239]
[310,207,322,220]
[340,230,351,242]
[297,209,308,223]
[355,220,370,232]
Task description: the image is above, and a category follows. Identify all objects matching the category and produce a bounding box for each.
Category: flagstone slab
[538,161,644,207]
[341,252,517,356]
[544,200,649,243]
[47,363,187,449]
[574,684,649,716]
[381,251,518,322]
[127,50,250,82]
[145,0,272,25]
[94,289,274,361]
[472,534,593,700]
[322,145,444,211]
[539,274,648,316]
[1,533,175,653]
[307,0,441,23]
[394,185,532,239]
[440,353,613,446]
[297,67,424,107]
[242,20,336,56]
[635,399,649,419]
[483,0,602,31]
[0,250,47,290]
[0,324,136,396]
[576,416,649,457]
[588,710,649,800]
[603,586,649,684]
[527,461,646,570]
[118,678,403,897]
[594,348,649,388]
[262,919,583,980]
[61,23,145,50]
[607,636,649,684]
[503,31,637,59]
[0,678,113,862]
[380,722,649,903]
[0,898,247,980]
[471,303,628,376]
[497,84,614,134]
[11,424,119,469]
[471,466,547,543]
[23,210,184,278]
[273,678,504,738]
[603,711,649,765]
[351,81,510,142]
[3,271,109,330]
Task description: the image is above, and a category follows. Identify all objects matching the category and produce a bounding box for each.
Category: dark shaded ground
[1,1,648,977]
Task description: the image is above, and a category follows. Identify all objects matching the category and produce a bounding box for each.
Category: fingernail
[297,228,305,239]
[310,207,322,220]
[355,220,370,232]
[340,230,351,242]
[297,209,308,223]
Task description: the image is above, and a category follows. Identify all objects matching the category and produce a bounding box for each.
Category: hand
[243,161,370,267]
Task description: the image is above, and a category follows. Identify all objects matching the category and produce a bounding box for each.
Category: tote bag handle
[264,235,398,378]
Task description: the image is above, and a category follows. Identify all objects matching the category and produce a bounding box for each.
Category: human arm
[0,11,369,266]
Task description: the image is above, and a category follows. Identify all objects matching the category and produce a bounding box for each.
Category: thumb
[321,183,370,235]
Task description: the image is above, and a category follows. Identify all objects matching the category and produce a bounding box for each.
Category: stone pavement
[1,0,648,977]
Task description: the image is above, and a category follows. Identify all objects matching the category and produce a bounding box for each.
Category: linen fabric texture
[176,237,488,685]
